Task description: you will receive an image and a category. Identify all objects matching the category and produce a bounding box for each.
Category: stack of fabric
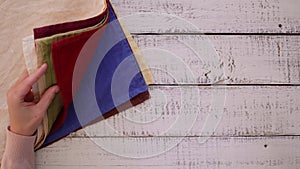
[22,0,154,149]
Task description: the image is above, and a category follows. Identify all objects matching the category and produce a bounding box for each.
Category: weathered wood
[111,0,300,33]
[68,86,300,137]
[133,35,300,84]
[0,1,299,107]
[36,136,300,169]
[1,0,299,168]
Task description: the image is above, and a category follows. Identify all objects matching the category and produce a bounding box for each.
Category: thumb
[36,85,60,115]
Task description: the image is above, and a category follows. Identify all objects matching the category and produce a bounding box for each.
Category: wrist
[9,125,35,136]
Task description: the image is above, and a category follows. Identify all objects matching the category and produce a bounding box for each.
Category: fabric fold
[21,0,154,149]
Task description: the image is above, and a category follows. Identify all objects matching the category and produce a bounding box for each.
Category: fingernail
[55,86,60,93]
[41,63,47,68]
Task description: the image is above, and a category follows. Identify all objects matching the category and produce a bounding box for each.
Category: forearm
[1,127,35,169]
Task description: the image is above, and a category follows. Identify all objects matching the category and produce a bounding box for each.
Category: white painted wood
[68,86,300,137]
[111,0,300,33]
[36,136,300,169]
[1,0,299,168]
[133,35,300,84]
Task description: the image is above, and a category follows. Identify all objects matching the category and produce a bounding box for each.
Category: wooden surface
[1,0,300,168]
[35,0,300,168]
[111,0,300,33]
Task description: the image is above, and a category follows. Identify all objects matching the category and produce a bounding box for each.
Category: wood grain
[133,35,300,84]
[36,136,300,169]
[111,0,300,33]
[68,86,300,137]
[1,0,299,168]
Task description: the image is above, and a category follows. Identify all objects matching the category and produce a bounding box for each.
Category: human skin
[1,64,59,169]
[7,63,59,136]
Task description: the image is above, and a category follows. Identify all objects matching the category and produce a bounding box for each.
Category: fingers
[17,64,48,97]
[15,70,29,85]
[36,85,59,116]
[24,63,47,88]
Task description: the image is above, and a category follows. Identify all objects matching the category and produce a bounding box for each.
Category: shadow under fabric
[32,1,154,148]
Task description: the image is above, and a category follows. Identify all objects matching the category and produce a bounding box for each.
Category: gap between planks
[111,0,300,33]
[150,84,300,86]
[68,86,300,137]
[68,135,300,138]
[132,33,300,36]
[132,35,300,84]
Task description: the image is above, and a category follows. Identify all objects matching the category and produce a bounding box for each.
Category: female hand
[6,64,59,136]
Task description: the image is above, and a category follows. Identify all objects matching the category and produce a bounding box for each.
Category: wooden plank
[111,0,300,33]
[133,35,300,84]
[69,86,300,137]
[1,1,299,106]
[36,136,300,169]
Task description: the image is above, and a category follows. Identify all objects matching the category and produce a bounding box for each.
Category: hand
[6,64,59,136]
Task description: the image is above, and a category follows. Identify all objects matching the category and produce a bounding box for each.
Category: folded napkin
[34,9,109,135]
[22,0,153,149]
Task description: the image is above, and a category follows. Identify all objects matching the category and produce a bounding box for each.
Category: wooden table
[1,0,300,168]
